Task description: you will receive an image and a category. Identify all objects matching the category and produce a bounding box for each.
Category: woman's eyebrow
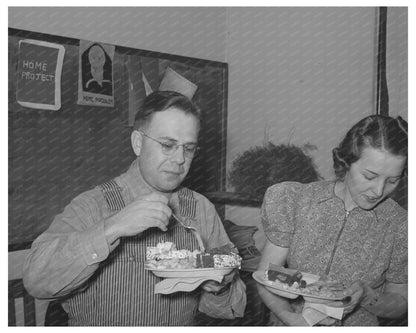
[364,169,378,176]
[364,169,401,179]
[388,175,402,180]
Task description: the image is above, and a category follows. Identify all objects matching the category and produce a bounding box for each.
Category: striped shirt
[23,159,233,326]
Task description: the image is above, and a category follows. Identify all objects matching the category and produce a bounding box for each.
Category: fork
[171,212,205,252]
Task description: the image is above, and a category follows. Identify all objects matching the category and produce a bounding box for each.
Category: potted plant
[228,142,321,202]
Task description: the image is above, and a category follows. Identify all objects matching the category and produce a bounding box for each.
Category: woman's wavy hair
[332,115,408,180]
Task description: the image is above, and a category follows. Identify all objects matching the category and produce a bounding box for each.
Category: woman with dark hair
[256,115,408,326]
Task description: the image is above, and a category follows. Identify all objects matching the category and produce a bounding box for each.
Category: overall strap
[99,179,126,211]
[177,187,197,220]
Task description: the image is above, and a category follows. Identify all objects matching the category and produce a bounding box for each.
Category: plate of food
[147,267,234,279]
[145,242,241,279]
[253,264,347,301]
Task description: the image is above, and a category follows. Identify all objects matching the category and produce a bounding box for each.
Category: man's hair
[133,91,201,130]
[332,115,408,179]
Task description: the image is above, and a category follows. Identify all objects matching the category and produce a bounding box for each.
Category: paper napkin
[302,302,344,326]
[154,276,223,294]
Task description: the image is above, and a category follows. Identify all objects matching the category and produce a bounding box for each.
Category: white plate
[252,270,345,301]
[146,267,234,278]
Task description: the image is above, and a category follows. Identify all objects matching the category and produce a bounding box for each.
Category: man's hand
[104,193,171,244]
[201,269,236,294]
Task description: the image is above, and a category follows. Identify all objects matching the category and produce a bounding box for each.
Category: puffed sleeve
[386,208,408,284]
[261,182,301,247]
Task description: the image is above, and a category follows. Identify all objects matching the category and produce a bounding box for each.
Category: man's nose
[170,146,185,164]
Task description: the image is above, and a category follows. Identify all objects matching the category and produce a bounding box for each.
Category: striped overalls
[64,180,201,326]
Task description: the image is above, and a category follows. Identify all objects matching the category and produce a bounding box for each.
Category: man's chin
[158,180,184,192]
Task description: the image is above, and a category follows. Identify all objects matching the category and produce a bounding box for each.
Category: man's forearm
[23,221,116,299]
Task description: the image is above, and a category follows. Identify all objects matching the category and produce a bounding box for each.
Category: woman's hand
[340,281,366,315]
[324,280,367,316]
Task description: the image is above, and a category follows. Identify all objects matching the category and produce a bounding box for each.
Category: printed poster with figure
[78,40,115,107]
[16,39,65,110]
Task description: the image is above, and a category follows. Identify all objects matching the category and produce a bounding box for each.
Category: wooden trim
[376,7,389,116]
[219,63,229,193]
[8,279,36,326]
[203,192,262,207]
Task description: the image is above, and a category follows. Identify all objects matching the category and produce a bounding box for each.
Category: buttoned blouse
[261,181,407,325]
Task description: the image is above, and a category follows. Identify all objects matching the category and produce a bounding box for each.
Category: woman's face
[343,146,406,210]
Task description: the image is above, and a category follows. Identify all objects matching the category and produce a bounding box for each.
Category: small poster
[16,39,65,110]
[78,40,115,107]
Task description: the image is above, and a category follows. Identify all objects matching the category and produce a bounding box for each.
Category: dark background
[8,28,228,247]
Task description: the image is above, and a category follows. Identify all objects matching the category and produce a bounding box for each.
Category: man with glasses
[23,91,243,326]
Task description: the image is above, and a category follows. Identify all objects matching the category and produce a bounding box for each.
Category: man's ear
[131,130,143,156]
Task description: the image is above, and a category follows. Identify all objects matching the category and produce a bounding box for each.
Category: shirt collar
[123,158,154,199]
[316,180,376,218]
[315,180,338,204]
[122,157,178,204]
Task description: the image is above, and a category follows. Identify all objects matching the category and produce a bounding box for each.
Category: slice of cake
[196,253,214,268]
[195,246,242,269]
[267,264,306,288]
[146,242,242,270]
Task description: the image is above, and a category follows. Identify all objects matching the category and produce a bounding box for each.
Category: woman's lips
[364,194,380,203]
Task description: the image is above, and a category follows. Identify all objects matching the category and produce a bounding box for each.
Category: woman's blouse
[261,181,407,326]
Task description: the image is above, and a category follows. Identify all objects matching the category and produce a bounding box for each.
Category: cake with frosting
[146,242,242,270]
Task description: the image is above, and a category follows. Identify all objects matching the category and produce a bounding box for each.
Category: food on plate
[145,242,242,270]
[197,244,242,268]
[304,280,347,298]
[264,264,346,299]
[267,269,306,288]
[146,242,199,269]
[146,241,197,261]
[196,253,214,268]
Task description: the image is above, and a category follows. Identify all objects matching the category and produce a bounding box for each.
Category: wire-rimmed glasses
[140,131,200,158]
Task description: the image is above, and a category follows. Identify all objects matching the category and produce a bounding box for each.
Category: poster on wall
[16,39,65,111]
[77,40,115,107]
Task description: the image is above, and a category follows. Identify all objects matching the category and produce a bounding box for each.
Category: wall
[223,7,407,248]
[386,7,408,120]
[225,7,378,181]
[8,7,227,62]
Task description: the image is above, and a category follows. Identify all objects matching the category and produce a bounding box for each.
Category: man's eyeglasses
[140,131,200,158]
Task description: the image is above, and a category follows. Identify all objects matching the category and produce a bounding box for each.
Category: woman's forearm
[362,292,407,319]
[257,284,308,326]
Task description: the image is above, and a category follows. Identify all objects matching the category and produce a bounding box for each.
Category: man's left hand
[201,269,236,293]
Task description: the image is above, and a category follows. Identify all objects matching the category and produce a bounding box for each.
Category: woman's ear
[131,130,143,156]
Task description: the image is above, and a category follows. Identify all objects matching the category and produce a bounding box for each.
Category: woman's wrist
[279,310,309,326]
[361,292,407,318]
[360,283,378,308]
